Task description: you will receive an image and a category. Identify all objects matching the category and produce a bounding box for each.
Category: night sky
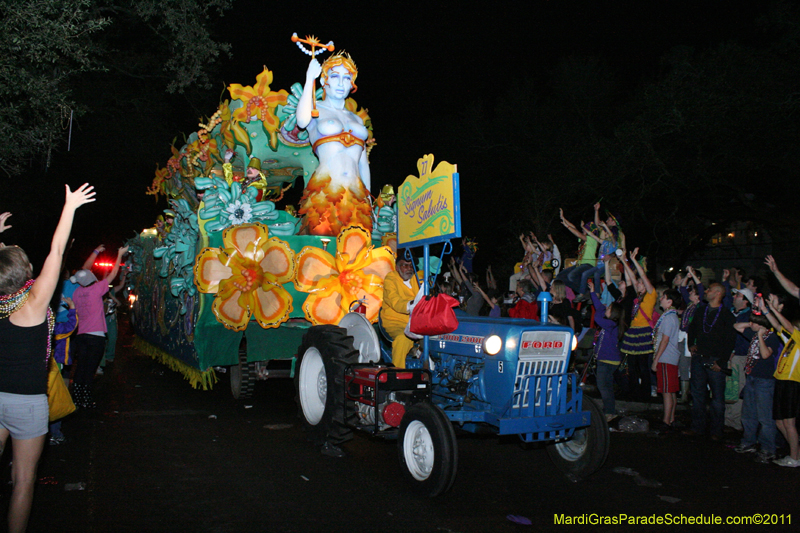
[1,0,778,272]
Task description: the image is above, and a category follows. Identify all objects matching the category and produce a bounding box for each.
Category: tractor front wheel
[546,396,609,478]
[397,403,458,497]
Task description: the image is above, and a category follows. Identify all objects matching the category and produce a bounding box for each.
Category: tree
[0,0,232,177]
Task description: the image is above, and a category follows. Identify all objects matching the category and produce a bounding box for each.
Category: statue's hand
[307,59,322,82]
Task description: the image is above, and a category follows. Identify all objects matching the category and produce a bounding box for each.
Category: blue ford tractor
[295,280,610,496]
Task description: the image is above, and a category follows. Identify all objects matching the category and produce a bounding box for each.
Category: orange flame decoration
[293,225,395,325]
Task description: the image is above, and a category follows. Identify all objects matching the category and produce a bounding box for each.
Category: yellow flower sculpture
[195,223,295,331]
[294,225,395,325]
[228,67,289,151]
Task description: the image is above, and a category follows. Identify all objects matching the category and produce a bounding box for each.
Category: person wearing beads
[619,247,658,402]
[651,289,681,431]
[0,184,95,533]
[684,282,736,440]
[71,244,128,408]
[732,301,780,464]
[675,266,704,403]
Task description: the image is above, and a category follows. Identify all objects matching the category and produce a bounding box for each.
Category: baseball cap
[732,288,755,305]
[71,269,97,287]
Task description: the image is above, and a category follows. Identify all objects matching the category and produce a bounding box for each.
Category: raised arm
[559,209,587,241]
[296,58,322,130]
[593,202,602,228]
[620,250,636,288]
[82,244,105,271]
[765,294,793,333]
[473,283,495,309]
[765,255,799,299]
[103,246,129,284]
[486,265,496,290]
[28,184,95,316]
[630,248,654,293]
[529,266,547,291]
[449,257,464,285]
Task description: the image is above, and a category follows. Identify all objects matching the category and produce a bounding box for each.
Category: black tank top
[0,317,48,395]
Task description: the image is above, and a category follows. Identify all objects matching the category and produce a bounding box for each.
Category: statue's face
[324,65,353,100]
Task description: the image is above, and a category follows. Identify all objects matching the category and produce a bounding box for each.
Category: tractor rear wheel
[295,325,359,447]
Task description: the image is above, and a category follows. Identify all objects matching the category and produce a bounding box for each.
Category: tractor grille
[512,331,570,409]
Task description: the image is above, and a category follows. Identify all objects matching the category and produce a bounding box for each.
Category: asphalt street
[4,315,798,533]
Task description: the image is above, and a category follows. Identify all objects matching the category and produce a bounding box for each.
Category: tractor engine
[430,353,486,403]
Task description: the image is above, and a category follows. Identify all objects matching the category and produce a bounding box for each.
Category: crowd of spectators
[436,204,800,468]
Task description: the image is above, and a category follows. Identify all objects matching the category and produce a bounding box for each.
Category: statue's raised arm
[296,59,322,131]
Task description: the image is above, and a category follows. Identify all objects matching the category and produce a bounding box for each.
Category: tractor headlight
[571,335,578,351]
[484,335,502,355]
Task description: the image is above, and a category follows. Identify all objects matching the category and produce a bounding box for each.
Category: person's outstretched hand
[65,183,96,210]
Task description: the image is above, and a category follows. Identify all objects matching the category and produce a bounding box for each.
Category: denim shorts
[0,392,48,440]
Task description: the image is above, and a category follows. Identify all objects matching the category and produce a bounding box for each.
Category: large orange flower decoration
[195,223,295,331]
[228,68,289,151]
[294,225,395,325]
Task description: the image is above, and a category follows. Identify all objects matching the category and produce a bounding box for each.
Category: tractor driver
[380,256,420,368]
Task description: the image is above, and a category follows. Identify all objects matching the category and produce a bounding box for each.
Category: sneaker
[49,435,66,446]
[773,456,800,467]
[735,443,757,454]
[95,367,104,376]
[755,450,776,464]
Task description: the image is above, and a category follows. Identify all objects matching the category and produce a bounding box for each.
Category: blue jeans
[578,264,604,295]
[690,356,726,436]
[596,362,617,415]
[556,263,593,294]
[741,375,777,453]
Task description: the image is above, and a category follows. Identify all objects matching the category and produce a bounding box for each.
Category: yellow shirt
[631,290,657,328]
[775,328,800,383]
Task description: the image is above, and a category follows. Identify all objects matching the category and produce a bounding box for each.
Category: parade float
[130,35,608,494]
[129,35,397,395]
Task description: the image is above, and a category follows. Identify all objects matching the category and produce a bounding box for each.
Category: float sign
[397,154,461,247]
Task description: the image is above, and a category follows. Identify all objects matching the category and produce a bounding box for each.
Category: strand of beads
[0,279,34,319]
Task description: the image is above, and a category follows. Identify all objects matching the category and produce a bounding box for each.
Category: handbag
[409,293,460,336]
[47,357,76,421]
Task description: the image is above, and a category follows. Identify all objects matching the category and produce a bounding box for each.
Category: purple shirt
[591,292,621,363]
[73,281,109,335]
